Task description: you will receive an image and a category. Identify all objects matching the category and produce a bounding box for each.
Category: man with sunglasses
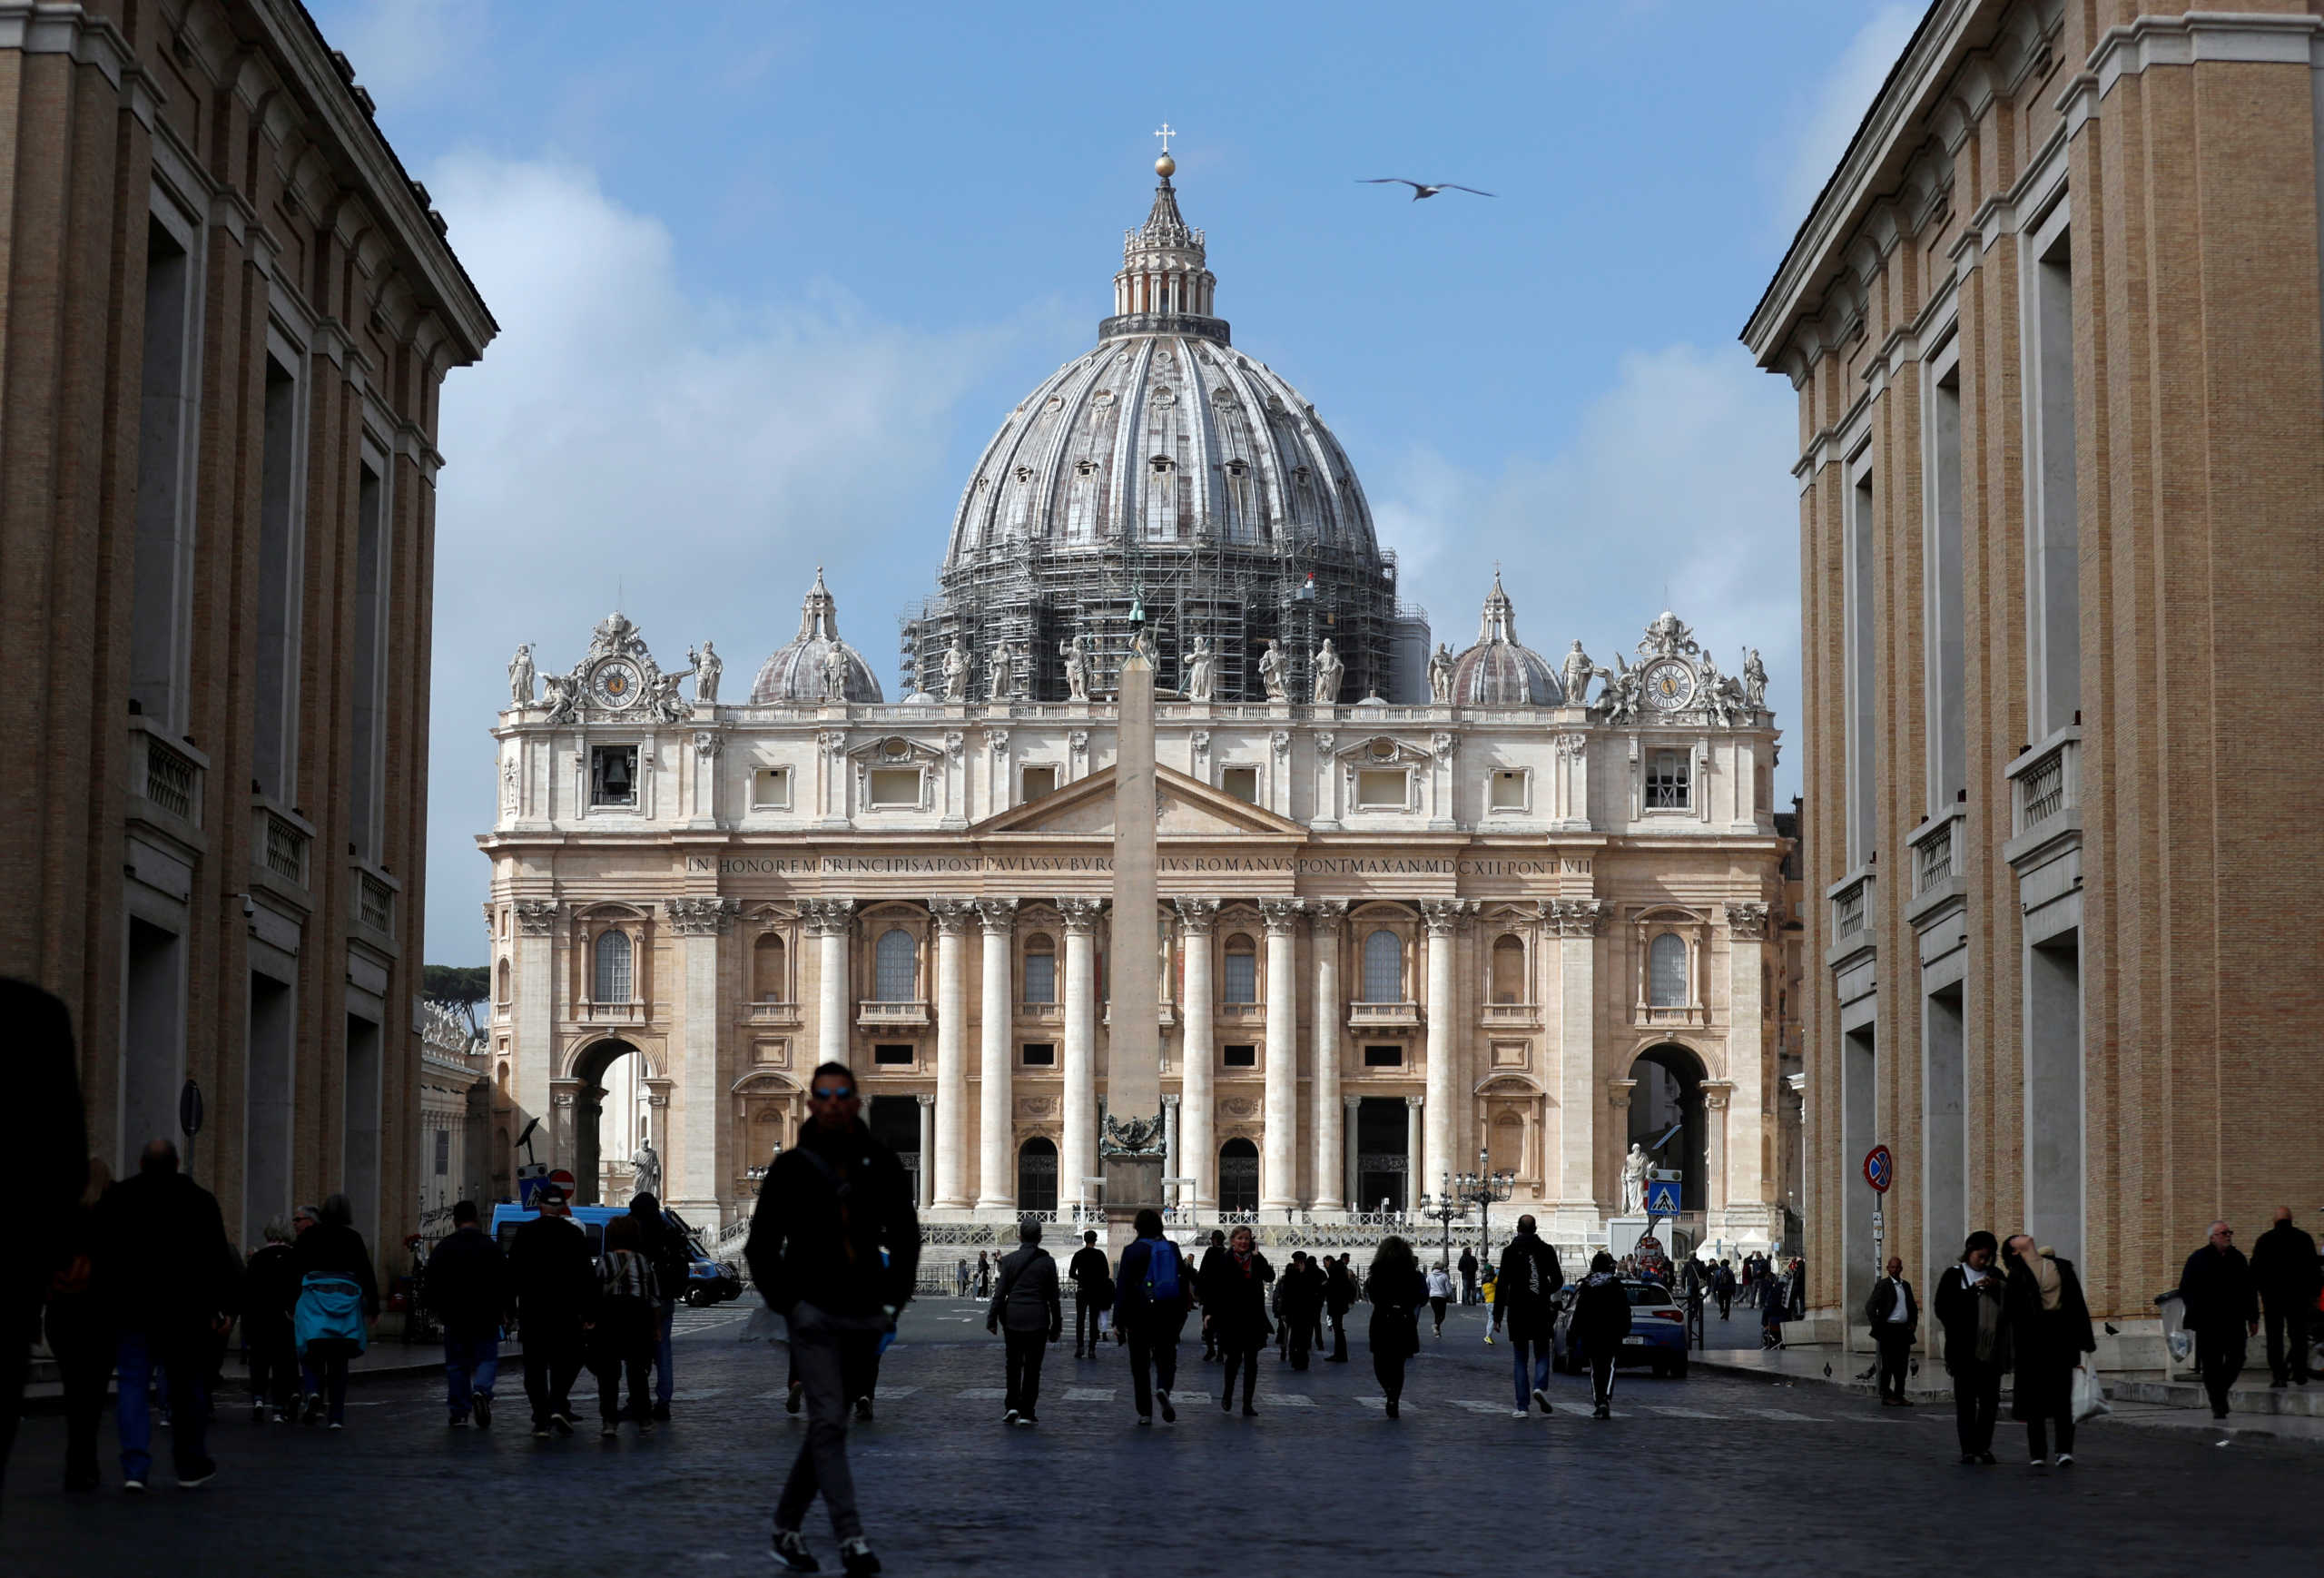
[747,1062,919,1577]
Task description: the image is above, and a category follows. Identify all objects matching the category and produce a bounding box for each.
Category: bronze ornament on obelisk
[1100,628,1166,1224]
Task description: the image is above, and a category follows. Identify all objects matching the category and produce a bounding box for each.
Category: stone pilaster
[1420,898,1462,1199]
[1175,896,1219,1209]
[664,895,737,1221]
[974,897,1019,1209]
[801,898,855,1067]
[1259,897,1303,1209]
[930,900,975,1208]
[1057,896,1106,1212]
[1308,900,1348,1209]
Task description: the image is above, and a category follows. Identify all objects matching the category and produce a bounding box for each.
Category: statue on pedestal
[691,640,722,705]
[1561,640,1595,707]
[1060,635,1089,701]
[507,644,536,707]
[1741,647,1768,709]
[1622,1141,1651,1216]
[1427,643,1456,704]
[822,640,849,702]
[942,637,970,702]
[1186,635,1217,702]
[1257,638,1288,702]
[987,641,1015,703]
[630,1140,662,1201]
[1312,638,1344,705]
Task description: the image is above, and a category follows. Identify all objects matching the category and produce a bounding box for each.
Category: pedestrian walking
[973,1250,991,1300]
[1934,1231,2008,1465]
[1425,1261,1454,1336]
[2177,1219,2260,1421]
[508,1184,595,1438]
[242,1218,300,1424]
[94,1139,238,1490]
[1712,1259,1736,1321]
[1197,1229,1228,1361]
[43,1159,113,1492]
[1364,1237,1428,1417]
[290,1193,377,1429]
[1866,1256,1918,1405]
[1279,1252,1324,1370]
[423,1199,507,1428]
[1457,1246,1479,1307]
[587,1212,661,1437]
[629,1192,693,1420]
[1068,1229,1110,1358]
[2249,1206,2319,1388]
[1198,1224,1272,1416]
[1571,1251,1631,1418]
[1759,1266,1787,1349]
[747,1061,918,1577]
[988,1218,1062,1425]
[1489,1213,1564,1417]
[1325,1255,1355,1363]
[1112,1208,1193,1425]
[6,978,88,1501]
[954,1258,970,1299]
[2001,1234,2095,1465]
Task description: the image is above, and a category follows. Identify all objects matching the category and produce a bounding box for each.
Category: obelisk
[1102,632,1165,1227]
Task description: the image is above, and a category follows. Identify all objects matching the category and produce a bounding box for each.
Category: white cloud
[1774,3,1921,231]
[311,0,487,110]
[1377,341,1801,793]
[423,155,1021,963]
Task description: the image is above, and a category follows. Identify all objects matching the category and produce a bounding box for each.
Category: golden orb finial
[1155,152,1177,179]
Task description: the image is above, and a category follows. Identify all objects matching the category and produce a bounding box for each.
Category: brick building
[1744,0,2324,1346]
[0,1,493,1258]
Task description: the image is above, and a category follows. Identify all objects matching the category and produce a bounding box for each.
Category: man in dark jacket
[2179,1220,2260,1419]
[96,1139,238,1490]
[1457,1246,1480,1306]
[747,1062,918,1577]
[1490,1215,1565,1416]
[1068,1229,1111,1358]
[425,1199,508,1428]
[1933,1231,2007,1463]
[1571,1251,1632,1418]
[507,1186,595,1437]
[2249,1207,2320,1387]
[1866,1256,1919,1406]
[629,1191,693,1418]
[1279,1252,1324,1370]
[3,978,86,1500]
[1325,1255,1356,1362]
[987,1218,1062,1424]
[1111,1208,1194,1425]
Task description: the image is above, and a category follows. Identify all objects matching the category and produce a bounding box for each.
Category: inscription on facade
[684,853,1590,877]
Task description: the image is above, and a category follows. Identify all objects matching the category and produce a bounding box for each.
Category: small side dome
[750,568,885,704]
[1449,572,1562,706]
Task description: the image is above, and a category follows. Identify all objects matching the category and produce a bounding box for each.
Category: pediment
[970,764,1307,840]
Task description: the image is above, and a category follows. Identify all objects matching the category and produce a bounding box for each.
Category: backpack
[1144,1238,1182,1303]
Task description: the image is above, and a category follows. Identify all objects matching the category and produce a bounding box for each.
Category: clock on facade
[592,659,643,709]
[1641,659,1696,712]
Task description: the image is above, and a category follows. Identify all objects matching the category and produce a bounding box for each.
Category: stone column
[1161,1092,1180,1209]
[1058,896,1105,1212]
[915,1091,935,1209]
[1404,1095,1424,1211]
[1420,899,1462,1201]
[1309,901,1348,1210]
[1260,897,1303,1210]
[930,901,974,1208]
[1175,897,1220,1210]
[665,895,739,1224]
[511,901,561,1169]
[1344,1095,1362,1211]
[1722,902,1771,1223]
[805,898,854,1068]
[1702,1080,1735,1213]
[1552,900,1606,1216]
[975,897,1019,1210]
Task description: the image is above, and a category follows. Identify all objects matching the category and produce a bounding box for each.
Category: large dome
[751,567,885,704]
[1449,572,1562,706]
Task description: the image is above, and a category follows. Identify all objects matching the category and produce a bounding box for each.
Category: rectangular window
[1221,766,1259,804]
[349,459,387,860]
[872,1043,914,1066]
[131,216,194,728]
[1489,769,1526,811]
[1222,951,1256,1004]
[752,766,790,808]
[1222,1044,1256,1069]
[252,352,302,799]
[1020,1042,1056,1067]
[1645,749,1690,810]
[1020,765,1057,802]
[1362,1044,1403,1068]
[1022,950,1056,1005]
[1356,768,1407,809]
[433,1128,449,1176]
[867,768,920,808]
[590,745,639,807]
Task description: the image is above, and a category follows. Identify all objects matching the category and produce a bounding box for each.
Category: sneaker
[301,1396,325,1426]
[1241,1405,1258,1417]
[1137,1413,1152,1426]
[785,1382,804,1415]
[1977,1451,1997,1465]
[1384,1399,1399,1418]
[602,1421,620,1438]
[123,1478,146,1494]
[1512,1408,1530,1418]
[179,1464,217,1490]
[550,1414,575,1436]
[838,1536,881,1576]
[769,1530,820,1573]
[1003,1408,1019,1425]
[637,1420,654,1435]
[1014,1414,1038,1426]
[533,1423,552,1440]
[328,1421,343,1432]
[1220,1392,1233,1413]
[853,1396,874,1424]
[1592,1405,1610,1420]
[251,1403,267,1425]
[2028,1457,2047,1467]
[271,1408,289,1425]
[1158,1391,1176,1424]
[2055,1454,2074,1467]
[473,1395,493,1430]
[1958,1454,1979,1465]
[1531,1388,1553,1414]
[449,1414,469,1427]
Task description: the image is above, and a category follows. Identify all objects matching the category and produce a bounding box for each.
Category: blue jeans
[1510,1332,1551,1407]
[117,1331,211,1483]
[444,1336,499,1416]
[653,1306,675,1406]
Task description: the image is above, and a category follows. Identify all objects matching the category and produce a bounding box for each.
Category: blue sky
[306,0,1921,965]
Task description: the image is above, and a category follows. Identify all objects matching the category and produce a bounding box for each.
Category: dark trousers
[1589,1352,1618,1410]
[0,1298,33,1495]
[1125,1310,1181,1417]
[1875,1328,1913,1401]
[2263,1300,2312,1385]
[1371,1349,1408,1405]
[247,1322,296,1414]
[2196,1329,2247,1416]
[523,1321,585,1426]
[1429,1297,1448,1332]
[775,1313,884,1543]
[1218,1340,1260,1409]
[589,1304,655,1423]
[1286,1312,1313,1370]
[1002,1328,1047,1415]
[1328,1310,1348,1361]
[44,1310,113,1488]
[2022,1355,2077,1458]
[1074,1292,1103,1354]
[301,1339,354,1425]
[1953,1361,2002,1455]
[116,1329,212,1483]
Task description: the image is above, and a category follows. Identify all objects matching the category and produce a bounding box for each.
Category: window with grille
[1022,936,1056,1004]
[433,1129,449,1176]
[1222,936,1256,1003]
[1649,932,1689,1008]
[875,928,916,1000]
[1646,749,1690,810]
[593,930,633,1002]
[1362,929,1402,1002]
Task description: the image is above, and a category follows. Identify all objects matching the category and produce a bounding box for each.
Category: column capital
[930,898,977,935]
[1701,1079,1736,1110]
[1549,898,1610,937]
[974,896,1019,934]
[1419,897,1471,936]
[1405,1094,1424,1110]
[1306,897,1350,934]
[1723,901,1772,940]
[515,898,562,935]
[665,895,740,935]
[1162,1091,1181,1110]
[1605,1076,1636,1110]
[915,1090,936,1108]
[1173,895,1221,935]
[1344,1094,1363,1112]
[1056,895,1107,933]
[1259,896,1303,935]
[800,897,857,936]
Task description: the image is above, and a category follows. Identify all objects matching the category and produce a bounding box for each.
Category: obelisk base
[1103,1154,1165,1257]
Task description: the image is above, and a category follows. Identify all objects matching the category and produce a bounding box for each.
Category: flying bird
[1358,178,1495,201]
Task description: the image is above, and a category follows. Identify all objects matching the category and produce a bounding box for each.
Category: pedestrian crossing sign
[1645,1179,1681,1215]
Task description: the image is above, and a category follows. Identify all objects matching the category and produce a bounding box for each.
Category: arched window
[1362,929,1403,1003]
[753,933,787,1001]
[1017,1137,1059,1213]
[496,957,510,1004]
[1649,932,1689,1008]
[1222,933,1257,1004]
[1218,1137,1260,1213]
[593,930,633,1002]
[1022,934,1056,1005]
[875,927,916,1001]
[1490,934,1525,1004]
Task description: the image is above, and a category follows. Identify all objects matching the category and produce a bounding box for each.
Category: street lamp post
[1418,1177,1465,1271]
[1451,1145,1516,1275]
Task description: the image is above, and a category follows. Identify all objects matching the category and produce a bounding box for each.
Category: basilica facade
[480,159,1796,1253]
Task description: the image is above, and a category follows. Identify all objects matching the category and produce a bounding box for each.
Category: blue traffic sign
[1645,1179,1681,1215]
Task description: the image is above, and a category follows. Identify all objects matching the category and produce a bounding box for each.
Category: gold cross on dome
[1154,123,1176,153]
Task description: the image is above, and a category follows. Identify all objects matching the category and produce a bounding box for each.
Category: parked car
[488,1203,743,1306]
[1551,1277,1689,1378]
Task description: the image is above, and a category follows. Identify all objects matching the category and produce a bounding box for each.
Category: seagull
[1822,1363,1833,1378]
[1357,177,1495,201]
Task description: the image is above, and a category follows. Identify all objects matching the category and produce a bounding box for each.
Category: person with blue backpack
[1111,1208,1193,1425]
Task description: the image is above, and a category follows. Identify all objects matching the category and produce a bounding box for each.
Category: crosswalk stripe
[1744,1407,1825,1421]
[957,1387,1008,1399]
[1645,1405,1730,1419]
[1064,1388,1115,1401]
[1349,1396,1411,1411]
[1448,1400,1517,1414]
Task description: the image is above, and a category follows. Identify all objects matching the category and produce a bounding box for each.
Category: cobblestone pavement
[5,1301,2312,1577]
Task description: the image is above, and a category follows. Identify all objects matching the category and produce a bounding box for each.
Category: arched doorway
[572,1038,646,1207]
[1017,1136,1059,1212]
[1627,1043,1707,1217]
[1218,1137,1259,1213]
